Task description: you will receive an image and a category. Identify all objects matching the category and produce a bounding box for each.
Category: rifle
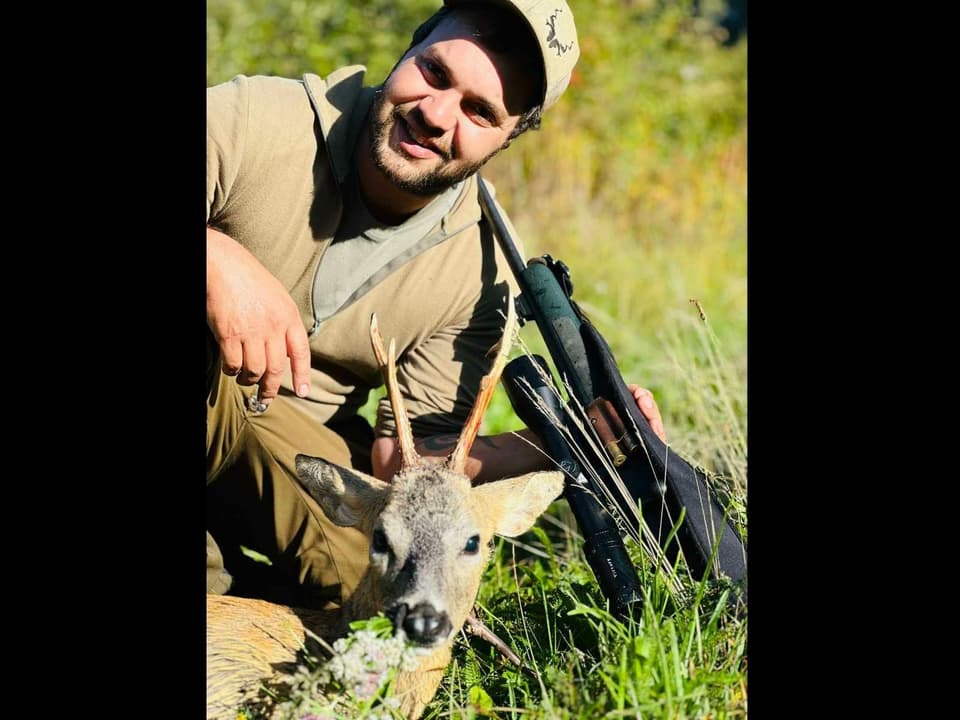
[478,176,747,614]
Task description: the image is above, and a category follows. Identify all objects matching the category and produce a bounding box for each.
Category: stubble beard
[367,91,492,197]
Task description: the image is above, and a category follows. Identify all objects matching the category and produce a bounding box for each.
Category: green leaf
[467,685,495,716]
[239,545,273,565]
[347,613,394,637]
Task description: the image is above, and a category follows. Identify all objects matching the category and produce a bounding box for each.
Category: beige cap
[443,0,580,111]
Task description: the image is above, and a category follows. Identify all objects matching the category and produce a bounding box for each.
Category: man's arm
[371,391,665,483]
[371,429,546,483]
[206,226,313,407]
[207,76,314,407]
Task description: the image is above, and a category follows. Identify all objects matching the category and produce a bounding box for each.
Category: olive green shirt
[206,68,522,438]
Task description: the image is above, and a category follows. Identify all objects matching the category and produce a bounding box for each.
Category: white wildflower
[271,615,419,719]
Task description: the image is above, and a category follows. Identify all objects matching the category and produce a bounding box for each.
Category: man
[206,0,665,609]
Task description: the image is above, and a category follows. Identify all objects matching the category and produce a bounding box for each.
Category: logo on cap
[545,8,574,56]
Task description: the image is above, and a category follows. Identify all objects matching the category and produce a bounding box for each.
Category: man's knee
[206,416,369,608]
[206,531,233,595]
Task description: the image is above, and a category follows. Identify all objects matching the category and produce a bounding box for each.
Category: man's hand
[206,227,312,408]
[627,384,666,442]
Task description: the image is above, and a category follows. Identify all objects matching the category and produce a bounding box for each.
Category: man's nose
[418,89,458,135]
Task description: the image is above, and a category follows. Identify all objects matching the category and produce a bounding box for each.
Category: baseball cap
[442,0,580,111]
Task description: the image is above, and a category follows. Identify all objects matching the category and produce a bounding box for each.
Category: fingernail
[298,383,310,397]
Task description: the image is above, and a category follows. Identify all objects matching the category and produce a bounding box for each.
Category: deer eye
[371,529,391,555]
[463,534,480,555]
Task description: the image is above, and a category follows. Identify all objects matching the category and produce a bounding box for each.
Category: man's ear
[472,471,565,537]
[295,454,390,531]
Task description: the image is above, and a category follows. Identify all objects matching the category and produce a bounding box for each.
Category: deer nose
[399,602,451,645]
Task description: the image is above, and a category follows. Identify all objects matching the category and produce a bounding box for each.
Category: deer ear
[295,454,390,530]
[474,471,565,538]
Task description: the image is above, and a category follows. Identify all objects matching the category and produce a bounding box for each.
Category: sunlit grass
[426,503,747,720]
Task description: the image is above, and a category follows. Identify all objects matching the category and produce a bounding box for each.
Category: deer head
[294,296,564,648]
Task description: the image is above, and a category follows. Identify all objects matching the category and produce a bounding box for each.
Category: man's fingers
[286,326,312,398]
[220,337,243,377]
[221,321,310,413]
[237,341,265,387]
[628,384,667,443]
[649,417,667,443]
[256,339,288,406]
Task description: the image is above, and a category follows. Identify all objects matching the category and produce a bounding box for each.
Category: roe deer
[207,297,564,719]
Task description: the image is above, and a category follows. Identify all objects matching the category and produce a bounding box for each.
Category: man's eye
[463,534,480,554]
[422,60,444,83]
[468,104,494,125]
[467,105,497,127]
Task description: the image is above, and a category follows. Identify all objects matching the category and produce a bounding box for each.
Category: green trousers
[206,333,373,610]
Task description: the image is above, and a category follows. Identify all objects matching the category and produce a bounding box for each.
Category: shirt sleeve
[206,75,250,225]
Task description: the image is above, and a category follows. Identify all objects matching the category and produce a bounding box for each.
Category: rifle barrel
[477,176,527,278]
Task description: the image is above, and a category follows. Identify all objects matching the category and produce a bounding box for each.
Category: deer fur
[206,299,564,719]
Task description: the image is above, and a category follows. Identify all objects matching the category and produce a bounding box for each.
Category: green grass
[209,0,747,716]
[429,513,746,720]
[253,480,746,720]
[424,310,747,719]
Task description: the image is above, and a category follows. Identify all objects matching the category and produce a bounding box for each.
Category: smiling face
[365,8,540,198]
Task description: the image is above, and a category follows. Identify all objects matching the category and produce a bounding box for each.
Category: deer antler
[447,295,517,474]
[370,314,421,470]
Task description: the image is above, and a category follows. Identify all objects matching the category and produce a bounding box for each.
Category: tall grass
[441,312,748,720]
[436,524,748,719]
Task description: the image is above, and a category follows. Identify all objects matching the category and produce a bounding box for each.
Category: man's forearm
[371,429,552,483]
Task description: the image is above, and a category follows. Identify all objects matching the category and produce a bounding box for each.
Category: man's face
[367,14,538,196]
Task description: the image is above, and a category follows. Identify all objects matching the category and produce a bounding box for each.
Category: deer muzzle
[390,601,452,646]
